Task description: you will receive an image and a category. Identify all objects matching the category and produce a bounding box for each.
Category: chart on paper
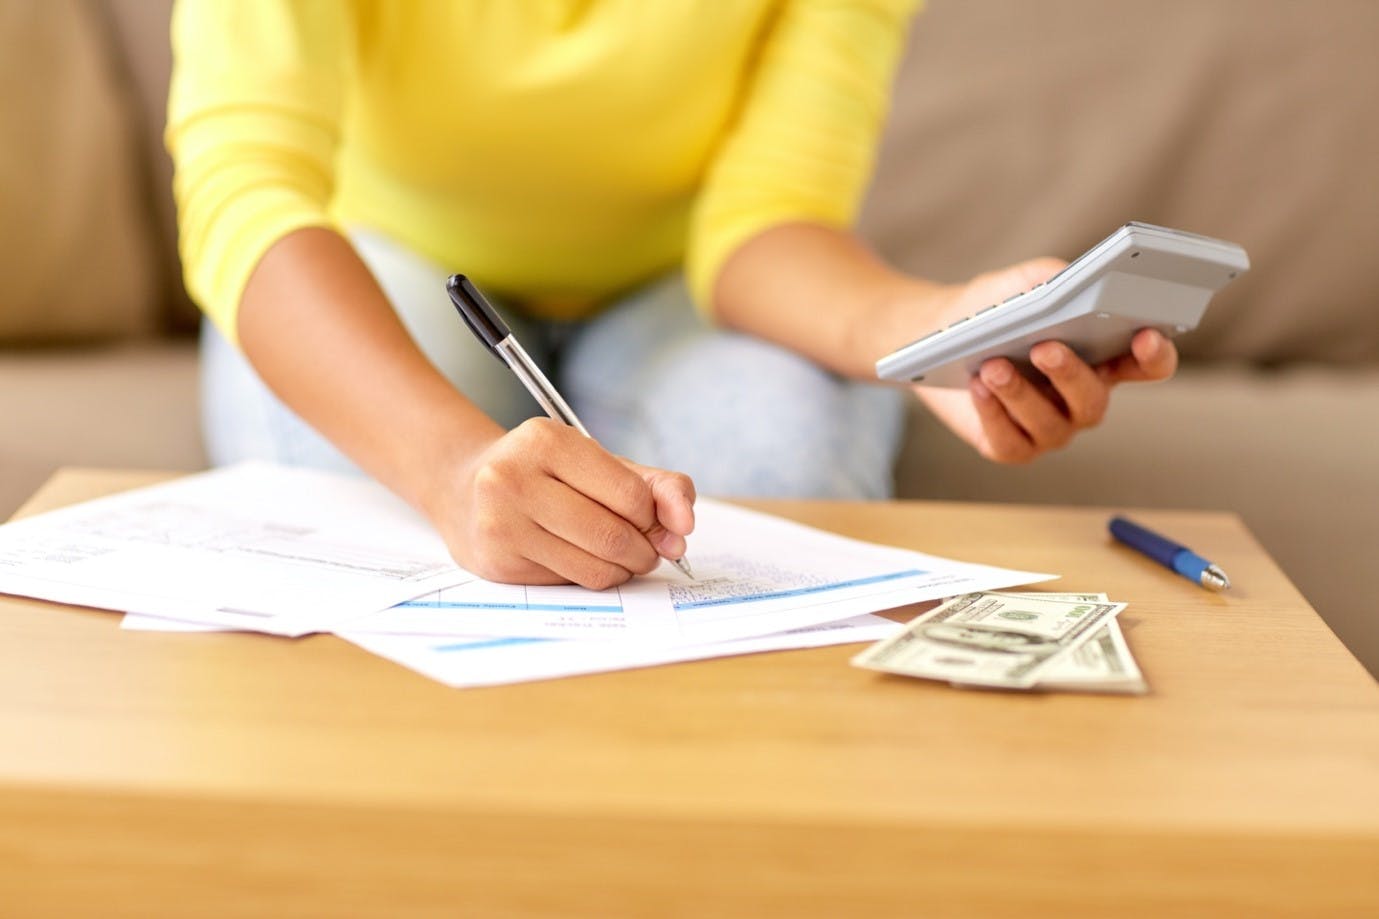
[642,550,934,645]
[667,555,923,614]
[372,579,651,638]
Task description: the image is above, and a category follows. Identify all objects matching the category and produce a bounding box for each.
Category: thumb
[622,460,696,560]
[998,256,1067,290]
[965,257,1067,310]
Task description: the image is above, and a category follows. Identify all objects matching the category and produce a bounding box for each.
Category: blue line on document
[434,636,553,653]
[673,569,925,610]
[398,600,623,613]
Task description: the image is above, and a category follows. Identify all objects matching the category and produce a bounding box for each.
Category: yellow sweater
[168,0,917,342]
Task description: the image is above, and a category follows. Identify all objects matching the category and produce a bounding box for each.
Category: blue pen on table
[446,273,694,580]
[1108,516,1230,591]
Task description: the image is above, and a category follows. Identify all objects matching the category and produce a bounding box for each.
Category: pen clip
[447,274,511,360]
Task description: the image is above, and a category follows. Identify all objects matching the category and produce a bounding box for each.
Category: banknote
[996,592,1147,694]
[851,591,1126,689]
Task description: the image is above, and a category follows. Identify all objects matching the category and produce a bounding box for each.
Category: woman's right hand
[430,418,697,590]
[233,229,694,590]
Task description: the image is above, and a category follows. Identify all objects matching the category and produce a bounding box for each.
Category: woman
[167,0,1176,589]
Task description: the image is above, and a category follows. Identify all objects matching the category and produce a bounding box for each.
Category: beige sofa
[3,0,1377,677]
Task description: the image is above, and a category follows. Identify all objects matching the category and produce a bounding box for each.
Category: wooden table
[2,470,1377,918]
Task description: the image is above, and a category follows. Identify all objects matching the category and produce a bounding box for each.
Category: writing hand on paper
[437,418,696,590]
[909,258,1179,464]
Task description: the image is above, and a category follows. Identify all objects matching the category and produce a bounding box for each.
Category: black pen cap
[446,274,511,357]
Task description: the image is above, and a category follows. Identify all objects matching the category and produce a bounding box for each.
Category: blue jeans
[201,229,906,499]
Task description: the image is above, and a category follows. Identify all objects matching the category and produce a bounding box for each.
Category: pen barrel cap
[447,274,511,354]
[1201,565,1231,591]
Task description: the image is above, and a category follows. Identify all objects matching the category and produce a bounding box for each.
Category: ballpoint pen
[1108,516,1230,591]
[446,274,694,579]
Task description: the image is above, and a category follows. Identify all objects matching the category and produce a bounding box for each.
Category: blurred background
[1,0,1376,675]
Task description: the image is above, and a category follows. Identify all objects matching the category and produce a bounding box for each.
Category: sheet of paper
[122,614,223,632]
[336,499,1054,646]
[338,614,903,688]
[0,463,468,636]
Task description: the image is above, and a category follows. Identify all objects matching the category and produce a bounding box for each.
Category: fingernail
[1037,344,1064,370]
[971,379,991,400]
[982,362,1013,387]
[654,531,685,559]
[1141,331,1160,357]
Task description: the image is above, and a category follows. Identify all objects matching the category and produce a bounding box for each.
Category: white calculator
[875,222,1249,388]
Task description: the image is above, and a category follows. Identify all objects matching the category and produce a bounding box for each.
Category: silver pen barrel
[491,331,692,579]
[495,337,591,437]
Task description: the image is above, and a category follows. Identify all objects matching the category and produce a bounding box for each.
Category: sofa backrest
[102,0,192,331]
[7,0,1376,364]
[0,0,160,343]
[859,0,1379,365]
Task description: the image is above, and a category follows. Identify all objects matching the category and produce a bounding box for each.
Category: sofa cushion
[0,342,204,507]
[0,0,159,343]
[861,0,1379,365]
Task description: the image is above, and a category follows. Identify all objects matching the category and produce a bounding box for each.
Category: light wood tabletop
[2,469,1377,918]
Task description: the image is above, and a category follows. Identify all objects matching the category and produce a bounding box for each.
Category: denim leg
[200,319,361,472]
[557,276,908,499]
[200,228,546,470]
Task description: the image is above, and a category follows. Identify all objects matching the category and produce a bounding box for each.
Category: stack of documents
[0,463,1061,689]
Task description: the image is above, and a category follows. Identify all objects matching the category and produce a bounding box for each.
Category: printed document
[336,500,1054,645]
[337,614,903,688]
[0,463,467,635]
[120,612,906,688]
[3,460,1055,692]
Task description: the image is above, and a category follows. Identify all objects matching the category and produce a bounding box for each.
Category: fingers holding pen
[446,278,696,584]
[452,419,695,588]
[619,459,696,562]
[512,520,637,591]
[464,521,630,590]
[520,419,697,566]
[525,474,661,576]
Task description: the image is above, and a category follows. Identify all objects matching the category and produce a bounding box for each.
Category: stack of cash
[851,592,1146,694]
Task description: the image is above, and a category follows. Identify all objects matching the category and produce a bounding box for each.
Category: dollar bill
[851,591,1126,689]
[995,592,1147,694]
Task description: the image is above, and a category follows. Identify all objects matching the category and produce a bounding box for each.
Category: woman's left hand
[909,258,1180,464]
